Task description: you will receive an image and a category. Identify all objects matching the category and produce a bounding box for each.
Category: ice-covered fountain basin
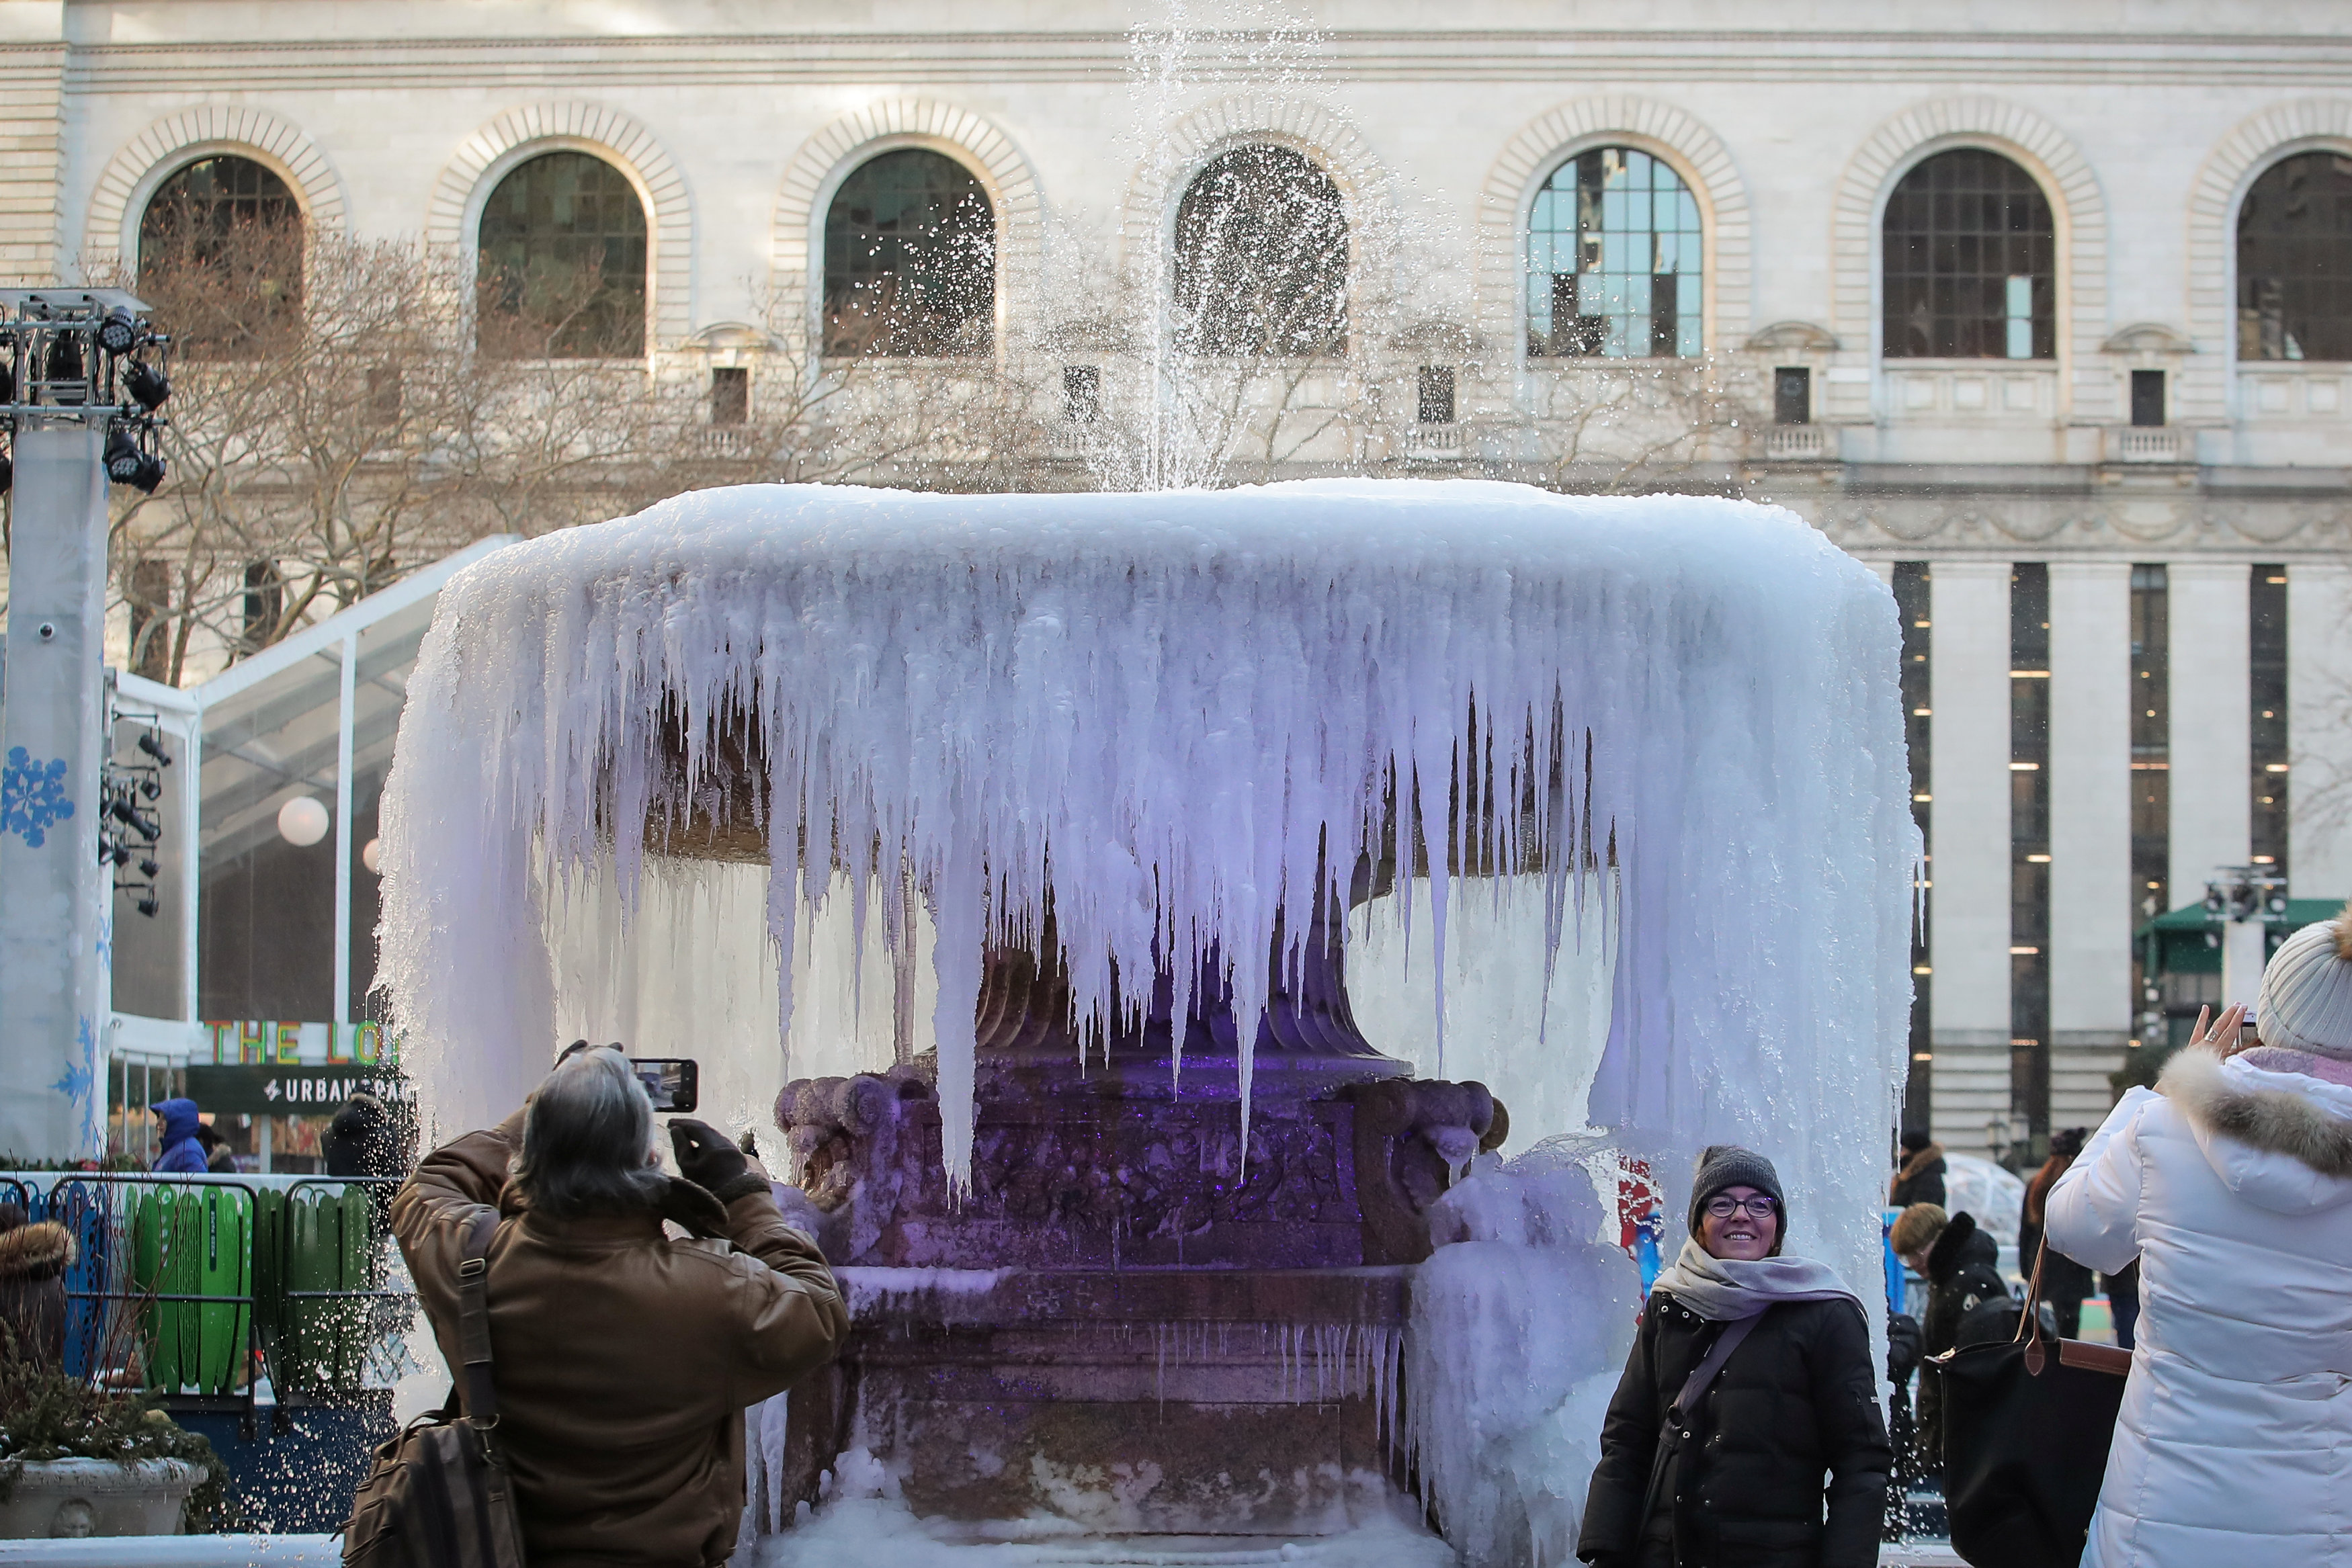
[380,477,1914,1293]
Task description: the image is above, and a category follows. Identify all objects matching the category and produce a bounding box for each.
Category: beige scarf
[1648,1236,1861,1322]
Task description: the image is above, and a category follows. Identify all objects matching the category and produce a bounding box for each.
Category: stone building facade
[4,0,2351,1156]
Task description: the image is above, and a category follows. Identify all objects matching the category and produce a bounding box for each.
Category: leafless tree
[1503,353,1763,495]
[87,223,1058,683]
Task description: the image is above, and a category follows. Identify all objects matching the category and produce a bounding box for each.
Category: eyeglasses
[1703,1194,1780,1220]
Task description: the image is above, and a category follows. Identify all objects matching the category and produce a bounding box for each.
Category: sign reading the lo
[204,1020,395,1067]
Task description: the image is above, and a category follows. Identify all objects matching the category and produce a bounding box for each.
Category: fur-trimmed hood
[1924,1209,1998,1285]
[2160,1047,2352,1214]
[0,1221,76,1281]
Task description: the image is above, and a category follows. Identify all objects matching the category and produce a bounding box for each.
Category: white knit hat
[2253,902,2352,1061]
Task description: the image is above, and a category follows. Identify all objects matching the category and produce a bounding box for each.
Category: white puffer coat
[2044,1048,2352,1568]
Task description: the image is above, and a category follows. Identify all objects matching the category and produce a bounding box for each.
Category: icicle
[766,770,800,1078]
[930,801,984,1203]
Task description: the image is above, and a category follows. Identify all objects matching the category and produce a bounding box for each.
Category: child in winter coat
[1890,1204,2013,1470]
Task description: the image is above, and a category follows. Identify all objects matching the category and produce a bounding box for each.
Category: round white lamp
[361,837,382,875]
[277,795,330,847]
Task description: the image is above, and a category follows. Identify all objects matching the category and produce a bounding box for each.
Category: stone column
[0,425,112,1160]
[2168,562,2251,908]
[2289,562,2352,903]
[2046,562,2131,1131]
[1929,561,2011,1156]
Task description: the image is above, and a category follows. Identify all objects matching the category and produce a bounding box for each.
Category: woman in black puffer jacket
[1578,1147,1890,1568]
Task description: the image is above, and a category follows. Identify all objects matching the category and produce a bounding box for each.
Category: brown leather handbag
[1931,1241,2131,1568]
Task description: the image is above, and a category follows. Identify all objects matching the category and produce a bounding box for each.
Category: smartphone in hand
[629,1057,699,1113]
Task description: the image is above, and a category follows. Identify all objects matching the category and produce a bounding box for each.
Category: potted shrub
[0,1216,233,1538]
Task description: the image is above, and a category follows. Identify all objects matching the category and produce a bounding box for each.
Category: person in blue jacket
[149,1098,208,1174]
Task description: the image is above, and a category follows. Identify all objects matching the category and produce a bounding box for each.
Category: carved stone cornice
[1783,474,2352,558]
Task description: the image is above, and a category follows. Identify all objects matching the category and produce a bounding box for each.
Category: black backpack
[343,1209,527,1567]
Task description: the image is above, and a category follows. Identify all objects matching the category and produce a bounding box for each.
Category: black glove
[669,1119,763,1202]
[1886,1311,1924,1384]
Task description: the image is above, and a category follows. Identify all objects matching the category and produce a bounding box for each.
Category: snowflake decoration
[50,1016,96,1108]
[1,747,75,848]
[50,1055,90,1106]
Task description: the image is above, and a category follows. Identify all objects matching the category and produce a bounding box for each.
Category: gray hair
[510,1048,665,1219]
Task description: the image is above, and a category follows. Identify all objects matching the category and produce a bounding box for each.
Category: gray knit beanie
[2253,902,2352,1062]
[1688,1144,1787,1247]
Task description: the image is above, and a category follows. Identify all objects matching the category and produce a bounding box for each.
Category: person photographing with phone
[389,1042,846,1567]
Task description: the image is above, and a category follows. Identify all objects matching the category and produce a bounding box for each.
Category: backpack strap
[456,1207,501,1430]
[1639,1305,1769,1530]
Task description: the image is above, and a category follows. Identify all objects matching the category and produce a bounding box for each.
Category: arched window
[476,151,648,359]
[1173,145,1348,356]
[2238,150,2352,362]
[1882,149,2055,360]
[823,150,995,357]
[1525,147,1702,359]
[137,156,304,357]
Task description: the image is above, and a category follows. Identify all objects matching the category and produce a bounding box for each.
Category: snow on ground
[739,1450,1456,1568]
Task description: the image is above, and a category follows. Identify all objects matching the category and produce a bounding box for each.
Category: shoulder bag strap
[1638,1306,1769,1529]
[456,1207,501,1430]
[2016,1238,2052,1373]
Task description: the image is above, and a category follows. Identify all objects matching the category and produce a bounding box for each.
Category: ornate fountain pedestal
[769,939,1505,1536]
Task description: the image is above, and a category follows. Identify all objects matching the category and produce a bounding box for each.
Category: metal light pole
[2205,865,2290,1019]
[0,289,169,1162]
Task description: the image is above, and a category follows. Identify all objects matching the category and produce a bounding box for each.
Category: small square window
[711,366,749,427]
[1063,365,1101,424]
[1774,367,1811,426]
[367,365,402,421]
[1418,365,1456,425]
[2131,369,2165,429]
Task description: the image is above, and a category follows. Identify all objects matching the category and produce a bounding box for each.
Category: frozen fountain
[376,480,1917,1559]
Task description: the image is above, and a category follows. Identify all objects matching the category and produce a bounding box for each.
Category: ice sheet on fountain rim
[841,1266,1012,1315]
[378,478,1915,1356]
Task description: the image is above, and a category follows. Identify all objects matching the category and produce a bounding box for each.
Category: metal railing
[1,1172,415,1434]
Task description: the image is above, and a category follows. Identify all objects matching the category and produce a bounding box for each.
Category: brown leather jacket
[392,1119,847,1567]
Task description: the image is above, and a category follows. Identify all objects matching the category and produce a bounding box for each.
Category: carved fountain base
[772,1045,1503,1536]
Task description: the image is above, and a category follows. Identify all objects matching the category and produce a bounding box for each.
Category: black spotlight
[43,334,83,398]
[97,306,138,355]
[107,797,159,841]
[103,428,165,494]
[124,359,169,411]
[137,732,172,766]
[136,895,160,918]
[139,775,161,801]
[138,858,159,879]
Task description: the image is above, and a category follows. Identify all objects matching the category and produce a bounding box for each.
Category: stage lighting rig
[0,290,173,498]
[99,713,175,919]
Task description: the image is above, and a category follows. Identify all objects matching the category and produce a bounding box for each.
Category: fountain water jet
[377,478,1915,1551]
